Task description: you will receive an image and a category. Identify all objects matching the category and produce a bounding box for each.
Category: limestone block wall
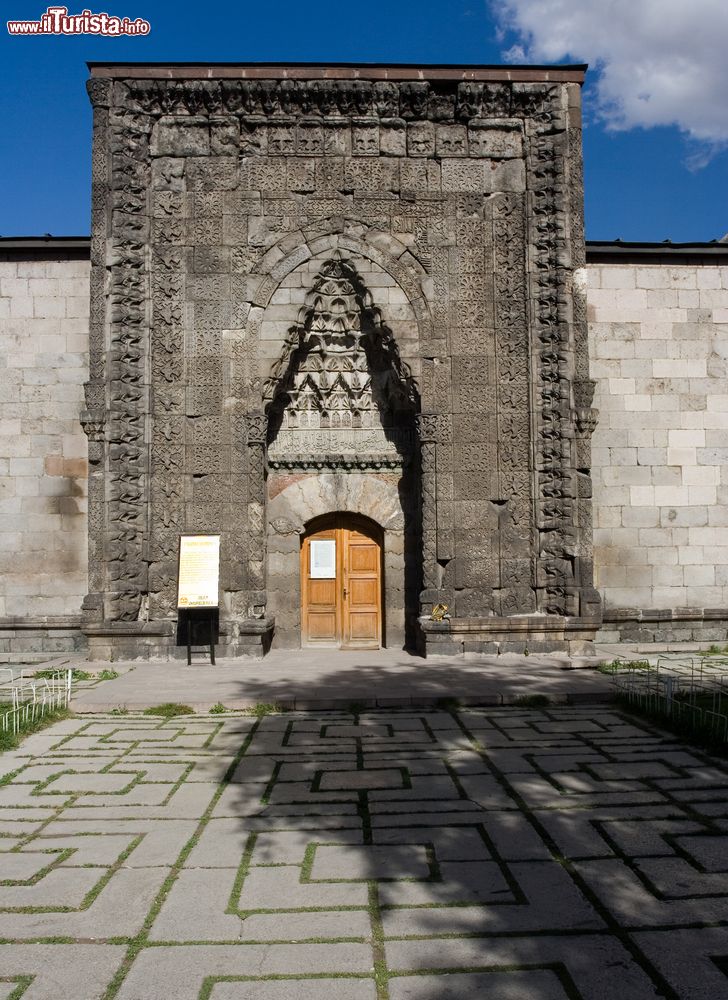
[588,261,728,640]
[0,255,89,654]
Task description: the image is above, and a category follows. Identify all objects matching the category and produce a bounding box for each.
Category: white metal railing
[611,655,728,742]
[0,668,72,736]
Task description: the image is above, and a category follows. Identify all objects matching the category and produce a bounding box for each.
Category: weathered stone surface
[77,64,598,658]
[318,768,405,791]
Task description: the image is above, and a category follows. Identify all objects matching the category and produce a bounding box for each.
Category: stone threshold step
[70,690,612,713]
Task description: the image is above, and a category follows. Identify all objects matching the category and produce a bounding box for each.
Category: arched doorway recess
[263,251,421,651]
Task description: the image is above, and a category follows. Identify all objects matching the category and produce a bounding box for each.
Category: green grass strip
[0,707,72,756]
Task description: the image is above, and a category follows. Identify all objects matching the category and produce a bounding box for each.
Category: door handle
[343,587,348,599]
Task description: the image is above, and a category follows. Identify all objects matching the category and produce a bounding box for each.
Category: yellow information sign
[177,534,220,608]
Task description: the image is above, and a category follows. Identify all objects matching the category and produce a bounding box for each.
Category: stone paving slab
[3,706,728,998]
[388,970,570,1000]
[209,983,376,1000]
[310,844,430,881]
[0,944,126,1000]
[116,944,374,1000]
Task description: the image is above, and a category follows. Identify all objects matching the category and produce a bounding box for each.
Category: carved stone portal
[82,63,601,659]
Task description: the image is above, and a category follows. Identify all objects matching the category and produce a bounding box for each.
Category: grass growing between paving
[142,703,194,718]
[598,659,651,675]
[34,667,91,680]
[100,717,262,1000]
[243,702,284,718]
[10,705,718,999]
[512,694,551,707]
[97,669,120,681]
[0,703,72,754]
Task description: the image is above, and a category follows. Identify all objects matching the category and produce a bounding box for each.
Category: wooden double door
[301,514,383,649]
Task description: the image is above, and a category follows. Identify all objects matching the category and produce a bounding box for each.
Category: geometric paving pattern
[1,707,728,997]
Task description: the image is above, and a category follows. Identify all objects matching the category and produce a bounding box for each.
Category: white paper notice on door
[310,539,336,579]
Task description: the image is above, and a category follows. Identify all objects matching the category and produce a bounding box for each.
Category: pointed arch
[244,222,435,349]
[263,253,420,463]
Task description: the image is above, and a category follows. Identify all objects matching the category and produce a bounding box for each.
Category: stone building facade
[79,62,600,659]
[0,63,726,660]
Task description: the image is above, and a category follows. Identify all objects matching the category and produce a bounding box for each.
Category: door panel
[349,578,378,604]
[309,579,336,604]
[301,527,338,646]
[301,516,382,649]
[307,612,337,641]
[342,530,380,648]
[348,613,378,641]
[349,545,378,572]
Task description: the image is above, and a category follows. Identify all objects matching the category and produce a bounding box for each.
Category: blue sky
[1,0,726,241]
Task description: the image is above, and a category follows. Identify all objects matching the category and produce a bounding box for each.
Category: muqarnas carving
[264,255,419,470]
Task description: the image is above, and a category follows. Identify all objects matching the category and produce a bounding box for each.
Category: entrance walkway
[2,705,727,998]
[69,648,613,712]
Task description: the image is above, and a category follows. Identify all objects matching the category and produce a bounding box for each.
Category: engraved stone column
[522,83,575,617]
[567,81,601,619]
[148,236,185,620]
[81,78,112,626]
[246,411,267,616]
[104,99,152,623]
[573,380,601,617]
[80,409,105,623]
[417,412,439,597]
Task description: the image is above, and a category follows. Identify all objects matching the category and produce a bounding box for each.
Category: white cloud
[494,0,728,158]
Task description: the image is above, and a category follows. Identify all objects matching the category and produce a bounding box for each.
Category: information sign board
[177,535,220,608]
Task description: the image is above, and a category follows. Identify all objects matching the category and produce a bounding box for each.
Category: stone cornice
[88,62,587,83]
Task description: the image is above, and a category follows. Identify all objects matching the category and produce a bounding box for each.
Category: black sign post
[177,608,219,665]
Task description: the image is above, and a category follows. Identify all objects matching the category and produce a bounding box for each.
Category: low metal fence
[612,655,728,742]
[0,668,72,735]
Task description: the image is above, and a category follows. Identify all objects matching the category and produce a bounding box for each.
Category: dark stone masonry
[79,63,602,659]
